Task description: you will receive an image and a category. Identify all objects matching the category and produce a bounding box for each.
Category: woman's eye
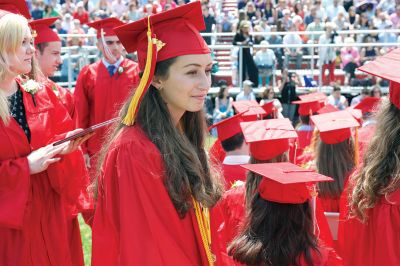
[187,70,197,75]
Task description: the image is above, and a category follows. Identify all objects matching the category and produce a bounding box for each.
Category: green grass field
[79,136,217,265]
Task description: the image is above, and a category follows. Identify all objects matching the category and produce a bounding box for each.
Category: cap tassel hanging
[122,16,164,126]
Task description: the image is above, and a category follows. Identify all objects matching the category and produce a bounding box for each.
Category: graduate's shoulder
[108,125,159,157]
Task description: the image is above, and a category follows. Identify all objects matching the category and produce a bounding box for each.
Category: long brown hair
[316,138,355,198]
[228,194,319,266]
[95,57,223,217]
[350,101,400,221]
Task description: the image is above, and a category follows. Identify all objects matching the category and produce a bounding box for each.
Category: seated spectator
[376,0,396,15]
[292,15,307,43]
[31,1,44,20]
[332,11,349,30]
[62,13,74,32]
[293,1,305,18]
[304,6,317,26]
[306,15,324,43]
[236,80,256,101]
[62,0,76,14]
[126,1,143,21]
[326,85,348,110]
[275,0,288,21]
[73,2,89,25]
[217,8,234,32]
[347,6,359,29]
[340,37,360,85]
[326,0,347,22]
[390,6,400,28]
[376,12,393,30]
[44,4,61,18]
[370,85,383,98]
[350,88,370,106]
[245,1,257,21]
[283,24,303,70]
[112,0,128,17]
[97,0,112,15]
[254,40,276,87]
[253,25,265,44]
[264,0,275,24]
[201,4,216,45]
[214,84,234,123]
[360,35,379,65]
[280,9,293,30]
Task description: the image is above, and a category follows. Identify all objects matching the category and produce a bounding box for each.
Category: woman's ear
[151,77,163,91]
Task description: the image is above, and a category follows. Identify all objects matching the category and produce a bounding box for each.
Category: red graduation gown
[43,79,76,121]
[338,180,400,265]
[209,139,226,168]
[0,79,88,266]
[74,58,140,158]
[92,126,210,266]
[357,124,376,164]
[221,163,247,189]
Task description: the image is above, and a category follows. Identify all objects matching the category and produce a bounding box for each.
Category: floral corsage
[22,79,40,106]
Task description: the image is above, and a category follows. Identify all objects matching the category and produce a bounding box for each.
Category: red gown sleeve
[0,157,30,229]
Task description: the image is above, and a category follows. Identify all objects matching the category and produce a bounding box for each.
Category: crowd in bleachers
[24,0,399,127]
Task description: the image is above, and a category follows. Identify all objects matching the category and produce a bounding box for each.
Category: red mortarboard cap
[232,100,266,121]
[358,48,400,109]
[261,101,275,116]
[114,2,210,126]
[240,118,297,160]
[299,92,327,103]
[0,0,31,19]
[241,162,333,204]
[87,17,124,39]
[292,99,321,116]
[345,107,362,122]
[114,2,209,70]
[316,104,339,114]
[209,113,244,141]
[29,17,60,45]
[311,111,360,144]
[352,96,381,114]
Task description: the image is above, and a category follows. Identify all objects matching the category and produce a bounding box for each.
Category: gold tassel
[122,16,155,126]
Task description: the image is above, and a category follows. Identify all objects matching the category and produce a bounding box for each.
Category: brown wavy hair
[95,57,223,217]
[228,194,319,266]
[316,138,355,198]
[350,101,400,222]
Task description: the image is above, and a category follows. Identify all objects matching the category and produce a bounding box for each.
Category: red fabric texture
[221,163,247,189]
[92,126,209,265]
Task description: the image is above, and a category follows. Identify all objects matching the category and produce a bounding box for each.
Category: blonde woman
[0,10,89,265]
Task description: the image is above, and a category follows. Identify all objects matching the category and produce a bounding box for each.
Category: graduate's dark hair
[95,57,223,217]
[350,101,400,222]
[221,132,245,152]
[315,137,355,198]
[228,193,319,266]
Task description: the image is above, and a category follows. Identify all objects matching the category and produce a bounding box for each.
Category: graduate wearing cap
[0,7,92,266]
[290,99,321,163]
[217,119,334,262]
[338,49,400,265]
[91,3,224,265]
[0,0,31,19]
[29,17,76,119]
[74,17,140,169]
[311,111,359,213]
[210,113,249,189]
[228,163,342,266]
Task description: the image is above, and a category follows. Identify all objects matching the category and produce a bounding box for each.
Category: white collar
[223,155,250,165]
[102,56,124,69]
